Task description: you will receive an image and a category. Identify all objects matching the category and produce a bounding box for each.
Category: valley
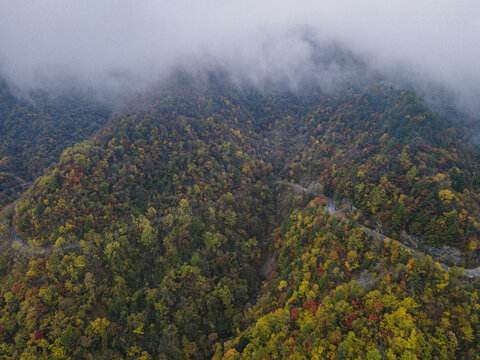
[1,78,480,358]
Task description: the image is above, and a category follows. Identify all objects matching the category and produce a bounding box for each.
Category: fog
[1,0,479,113]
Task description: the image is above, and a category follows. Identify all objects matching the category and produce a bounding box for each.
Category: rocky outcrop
[423,244,463,266]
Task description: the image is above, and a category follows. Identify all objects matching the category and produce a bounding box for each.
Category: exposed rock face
[400,230,421,249]
[423,244,464,266]
[355,270,375,290]
[400,230,463,266]
[465,267,480,278]
[260,255,276,281]
[337,199,357,216]
[306,182,324,196]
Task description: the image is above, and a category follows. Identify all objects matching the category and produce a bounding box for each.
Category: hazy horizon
[1,0,479,114]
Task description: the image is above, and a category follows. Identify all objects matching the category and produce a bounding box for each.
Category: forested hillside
[277,88,480,259]
[0,79,111,208]
[223,198,480,359]
[1,78,480,359]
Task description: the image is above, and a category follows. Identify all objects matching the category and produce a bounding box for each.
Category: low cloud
[1,0,479,113]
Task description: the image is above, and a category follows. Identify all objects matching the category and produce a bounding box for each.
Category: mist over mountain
[1,0,479,114]
[4,2,480,359]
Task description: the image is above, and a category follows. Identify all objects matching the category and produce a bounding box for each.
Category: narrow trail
[276,180,480,278]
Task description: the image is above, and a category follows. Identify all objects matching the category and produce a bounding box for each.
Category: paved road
[9,226,81,255]
[276,180,480,278]
[275,180,335,214]
[7,179,480,277]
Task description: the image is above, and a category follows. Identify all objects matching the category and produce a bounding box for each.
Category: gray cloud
[1,0,479,112]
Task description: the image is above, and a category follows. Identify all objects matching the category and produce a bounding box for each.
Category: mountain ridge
[1,78,480,358]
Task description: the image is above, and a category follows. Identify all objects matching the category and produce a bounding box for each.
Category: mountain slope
[0,79,111,208]
[222,198,479,359]
[1,79,480,358]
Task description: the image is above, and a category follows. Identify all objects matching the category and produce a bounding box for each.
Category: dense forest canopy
[1,75,480,359]
[0,80,111,208]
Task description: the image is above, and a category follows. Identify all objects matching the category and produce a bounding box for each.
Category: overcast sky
[1,0,479,112]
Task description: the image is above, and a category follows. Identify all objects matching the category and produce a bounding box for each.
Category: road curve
[9,225,81,255]
[7,180,480,277]
[276,180,480,278]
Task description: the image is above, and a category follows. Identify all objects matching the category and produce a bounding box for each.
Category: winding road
[3,194,82,255]
[276,180,480,278]
[9,226,81,255]
[5,179,480,278]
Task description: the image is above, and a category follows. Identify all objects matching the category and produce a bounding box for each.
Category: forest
[0,79,111,209]
[1,75,480,359]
